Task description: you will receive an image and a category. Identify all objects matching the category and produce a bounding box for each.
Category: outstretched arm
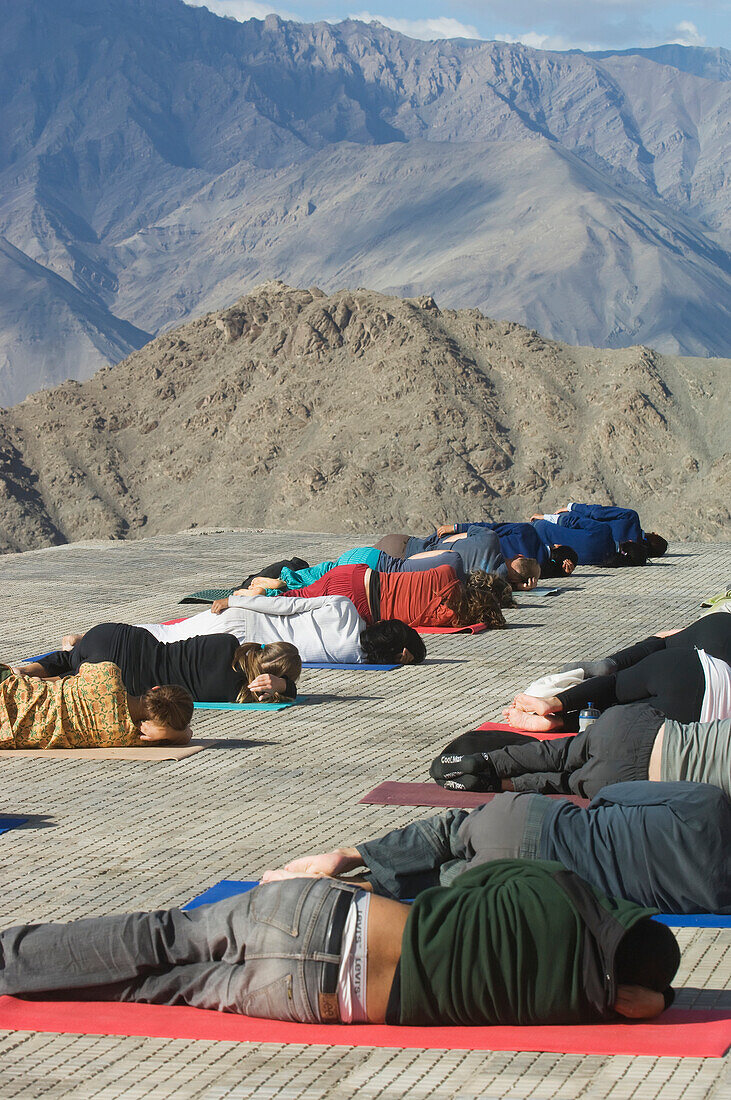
[260,847,364,883]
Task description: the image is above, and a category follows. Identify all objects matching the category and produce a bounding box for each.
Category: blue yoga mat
[184,879,731,928]
[302,662,400,671]
[0,816,28,836]
[183,880,257,909]
[653,914,731,928]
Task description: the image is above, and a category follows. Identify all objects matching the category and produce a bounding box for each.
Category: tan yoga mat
[0,740,212,761]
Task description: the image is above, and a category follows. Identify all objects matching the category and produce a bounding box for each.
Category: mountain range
[0,0,729,403]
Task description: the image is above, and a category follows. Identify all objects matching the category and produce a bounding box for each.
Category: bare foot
[512,693,560,716]
[61,634,83,651]
[502,707,564,732]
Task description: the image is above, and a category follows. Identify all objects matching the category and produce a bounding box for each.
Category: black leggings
[558,648,706,723]
[488,701,665,797]
[607,613,731,671]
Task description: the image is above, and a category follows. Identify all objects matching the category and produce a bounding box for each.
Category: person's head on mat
[608,541,648,568]
[135,684,194,744]
[445,571,508,628]
[504,555,541,590]
[231,642,301,702]
[644,533,668,558]
[544,545,578,577]
[360,619,426,664]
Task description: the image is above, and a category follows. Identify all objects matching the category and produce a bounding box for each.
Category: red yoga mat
[0,998,727,1057]
[475,721,570,741]
[359,782,589,809]
[418,623,488,635]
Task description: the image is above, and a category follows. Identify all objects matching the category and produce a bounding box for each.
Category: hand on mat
[211,598,229,614]
[529,513,544,522]
[614,986,666,1019]
[436,523,455,537]
[248,673,287,700]
[261,848,363,883]
[517,576,538,590]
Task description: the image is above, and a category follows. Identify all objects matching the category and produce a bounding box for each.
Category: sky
[184,0,730,51]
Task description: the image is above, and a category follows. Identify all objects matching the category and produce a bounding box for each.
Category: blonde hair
[232,642,302,702]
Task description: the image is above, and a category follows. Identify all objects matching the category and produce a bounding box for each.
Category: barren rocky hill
[0,282,727,554]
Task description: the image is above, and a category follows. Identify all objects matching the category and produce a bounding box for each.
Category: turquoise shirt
[265,547,381,595]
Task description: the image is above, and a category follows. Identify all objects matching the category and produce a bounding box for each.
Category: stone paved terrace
[0,528,729,1100]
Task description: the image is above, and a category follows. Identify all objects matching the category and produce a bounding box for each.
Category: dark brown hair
[444,570,507,629]
[141,684,194,730]
[232,642,302,703]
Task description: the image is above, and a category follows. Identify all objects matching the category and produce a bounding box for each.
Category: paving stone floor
[0,528,729,1099]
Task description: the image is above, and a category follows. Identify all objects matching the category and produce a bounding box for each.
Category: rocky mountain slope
[0,0,729,402]
[0,238,150,406]
[0,282,727,554]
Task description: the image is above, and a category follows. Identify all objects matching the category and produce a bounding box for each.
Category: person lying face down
[0,858,679,1027]
[531,515,648,567]
[15,628,302,705]
[226,563,510,631]
[129,594,427,667]
[502,612,731,731]
[0,661,193,749]
[535,503,668,558]
[375,530,541,590]
[434,521,579,578]
[432,703,731,801]
[263,781,731,915]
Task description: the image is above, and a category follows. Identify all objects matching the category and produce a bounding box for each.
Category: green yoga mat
[192,701,295,711]
[180,588,235,604]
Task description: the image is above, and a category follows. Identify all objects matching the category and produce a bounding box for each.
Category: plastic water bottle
[578,702,601,733]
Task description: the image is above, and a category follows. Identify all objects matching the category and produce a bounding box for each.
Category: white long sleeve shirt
[139,594,366,664]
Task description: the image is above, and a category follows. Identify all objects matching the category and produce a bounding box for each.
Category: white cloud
[183,0,297,21]
[493,30,604,51]
[348,11,483,40]
[669,20,706,46]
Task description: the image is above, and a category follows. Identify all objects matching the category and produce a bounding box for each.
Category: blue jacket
[453,522,550,566]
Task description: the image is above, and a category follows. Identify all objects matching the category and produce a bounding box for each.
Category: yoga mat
[418,623,488,635]
[180,588,235,604]
[533,587,560,596]
[0,816,28,835]
[301,662,400,671]
[360,782,590,809]
[655,915,731,928]
[474,721,569,741]
[183,880,257,910]
[0,997,726,1057]
[193,701,294,711]
[184,881,731,932]
[0,743,210,761]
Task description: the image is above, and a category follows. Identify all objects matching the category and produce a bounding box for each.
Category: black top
[39,623,246,702]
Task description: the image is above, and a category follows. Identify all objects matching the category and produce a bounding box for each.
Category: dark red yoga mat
[0,997,727,1057]
[359,782,589,809]
[475,721,569,741]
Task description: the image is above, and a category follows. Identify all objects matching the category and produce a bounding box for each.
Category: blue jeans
[358,793,548,900]
[0,878,360,1022]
